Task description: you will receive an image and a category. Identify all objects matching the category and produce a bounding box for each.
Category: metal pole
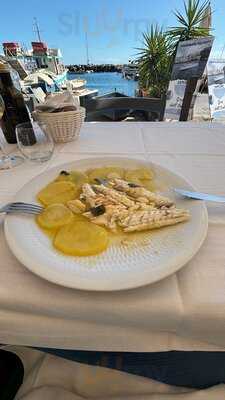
[85,31,90,65]
[34,18,42,42]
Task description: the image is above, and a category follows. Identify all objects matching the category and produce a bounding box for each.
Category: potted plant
[136,24,173,99]
[136,0,212,99]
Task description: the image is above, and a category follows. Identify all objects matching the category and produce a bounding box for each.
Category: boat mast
[33,17,42,42]
[220,40,225,59]
[85,31,90,65]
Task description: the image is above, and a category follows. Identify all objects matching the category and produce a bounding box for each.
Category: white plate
[5,157,208,291]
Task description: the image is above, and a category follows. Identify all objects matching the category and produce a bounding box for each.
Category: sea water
[68,72,138,96]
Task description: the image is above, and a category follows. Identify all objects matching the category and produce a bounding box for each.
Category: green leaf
[135,24,173,98]
[167,0,211,43]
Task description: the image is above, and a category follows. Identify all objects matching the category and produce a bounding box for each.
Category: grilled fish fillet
[80,179,190,234]
[84,204,126,232]
[111,179,174,208]
[92,184,135,207]
[119,208,190,232]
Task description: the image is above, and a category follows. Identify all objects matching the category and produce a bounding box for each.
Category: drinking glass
[16,121,54,163]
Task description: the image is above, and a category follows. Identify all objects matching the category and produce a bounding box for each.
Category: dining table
[1,120,225,355]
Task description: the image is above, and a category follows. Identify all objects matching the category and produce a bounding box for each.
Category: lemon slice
[54,221,109,256]
[37,181,77,206]
[37,204,74,230]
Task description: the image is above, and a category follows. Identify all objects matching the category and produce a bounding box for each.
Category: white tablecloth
[1,122,225,352]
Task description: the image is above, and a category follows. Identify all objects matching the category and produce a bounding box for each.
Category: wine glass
[16,121,54,163]
[0,94,24,170]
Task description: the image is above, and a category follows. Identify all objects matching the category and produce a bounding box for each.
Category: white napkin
[34,91,80,113]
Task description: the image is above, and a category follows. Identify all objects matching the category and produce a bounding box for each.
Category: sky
[1,0,225,65]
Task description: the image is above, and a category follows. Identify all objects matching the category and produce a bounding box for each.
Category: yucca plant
[167,0,212,44]
[136,1,212,98]
[136,25,173,98]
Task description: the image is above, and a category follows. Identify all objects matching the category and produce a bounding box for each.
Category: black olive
[60,170,70,176]
[128,182,141,188]
[90,205,106,216]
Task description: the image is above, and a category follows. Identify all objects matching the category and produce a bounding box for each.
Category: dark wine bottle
[0,61,31,144]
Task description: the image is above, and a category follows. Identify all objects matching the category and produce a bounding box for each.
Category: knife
[174,188,225,203]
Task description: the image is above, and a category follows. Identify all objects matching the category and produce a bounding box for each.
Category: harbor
[0,2,218,125]
[0,39,100,104]
[0,34,212,122]
[0,43,139,117]
[0,17,142,114]
[68,71,138,96]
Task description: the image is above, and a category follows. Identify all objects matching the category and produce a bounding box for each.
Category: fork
[0,202,43,215]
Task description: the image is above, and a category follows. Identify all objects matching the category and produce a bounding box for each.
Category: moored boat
[122,62,139,81]
[2,41,67,90]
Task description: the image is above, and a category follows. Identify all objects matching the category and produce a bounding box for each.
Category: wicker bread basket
[33,107,86,143]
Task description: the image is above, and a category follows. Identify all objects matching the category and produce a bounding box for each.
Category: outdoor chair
[85,95,166,122]
[84,36,214,122]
